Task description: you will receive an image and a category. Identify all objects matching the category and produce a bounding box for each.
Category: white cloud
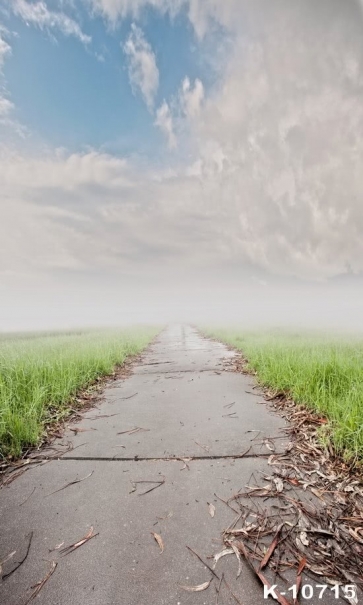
[0,150,131,191]
[86,0,244,38]
[0,97,14,116]
[12,0,91,44]
[180,77,204,118]
[0,28,14,123]
[88,0,184,23]
[3,0,363,290]
[155,101,176,148]
[0,31,11,70]
[123,24,159,110]
[184,1,363,279]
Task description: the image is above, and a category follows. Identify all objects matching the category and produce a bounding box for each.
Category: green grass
[202,327,363,462]
[0,327,160,458]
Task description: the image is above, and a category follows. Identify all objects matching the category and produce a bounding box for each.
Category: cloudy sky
[1,0,363,330]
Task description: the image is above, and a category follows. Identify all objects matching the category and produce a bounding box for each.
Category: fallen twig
[24,561,57,605]
[130,477,165,496]
[0,550,16,577]
[2,531,34,580]
[2,466,30,487]
[19,487,36,507]
[117,427,150,436]
[60,527,98,557]
[223,576,245,605]
[194,440,210,453]
[69,427,96,435]
[186,546,220,580]
[215,572,224,605]
[88,413,120,420]
[177,457,191,471]
[2,532,34,580]
[45,471,94,497]
[133,478,165,496]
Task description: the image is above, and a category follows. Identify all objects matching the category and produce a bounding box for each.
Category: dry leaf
[178,580,212,592]
[310,487,325,501]
[212,548,234,569]
[273,478,284,493]
[349,528,363,544]
[288,478,300,487]
[260,526,282,570]
[295,557,307,604]
[156,511,173,522]
[208,503,216,518]
[342,585,358,605]
[235,540,291,605]
[49,541,64,553]
[151,532,164,553]
[299,531,310,547]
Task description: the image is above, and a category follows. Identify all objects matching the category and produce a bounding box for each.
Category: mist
[1,273,363,333]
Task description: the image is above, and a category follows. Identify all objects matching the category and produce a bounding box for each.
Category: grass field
[0,327,159,458]
[203,328,363,462]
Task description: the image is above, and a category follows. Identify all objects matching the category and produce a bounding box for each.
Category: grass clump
[0,327,159,458]
[203,328,363,462]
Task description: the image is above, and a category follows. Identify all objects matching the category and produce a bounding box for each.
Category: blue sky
[1,2,215,156]
[1,1,363,330]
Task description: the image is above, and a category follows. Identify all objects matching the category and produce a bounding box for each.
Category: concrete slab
[132,325,236,374]
[0,458,343,605]
[57,371,288,460]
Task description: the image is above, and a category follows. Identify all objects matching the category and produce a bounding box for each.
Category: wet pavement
[0,325,347,605]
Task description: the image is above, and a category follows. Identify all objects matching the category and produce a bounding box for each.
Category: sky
[1,0,363,331]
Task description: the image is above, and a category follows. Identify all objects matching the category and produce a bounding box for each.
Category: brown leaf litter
[151,532,164,553]
[202,334,363,603]
[212,402,363,603]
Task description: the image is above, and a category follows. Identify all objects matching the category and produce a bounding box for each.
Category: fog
[1,272,362,333]
[1,0,363,334]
